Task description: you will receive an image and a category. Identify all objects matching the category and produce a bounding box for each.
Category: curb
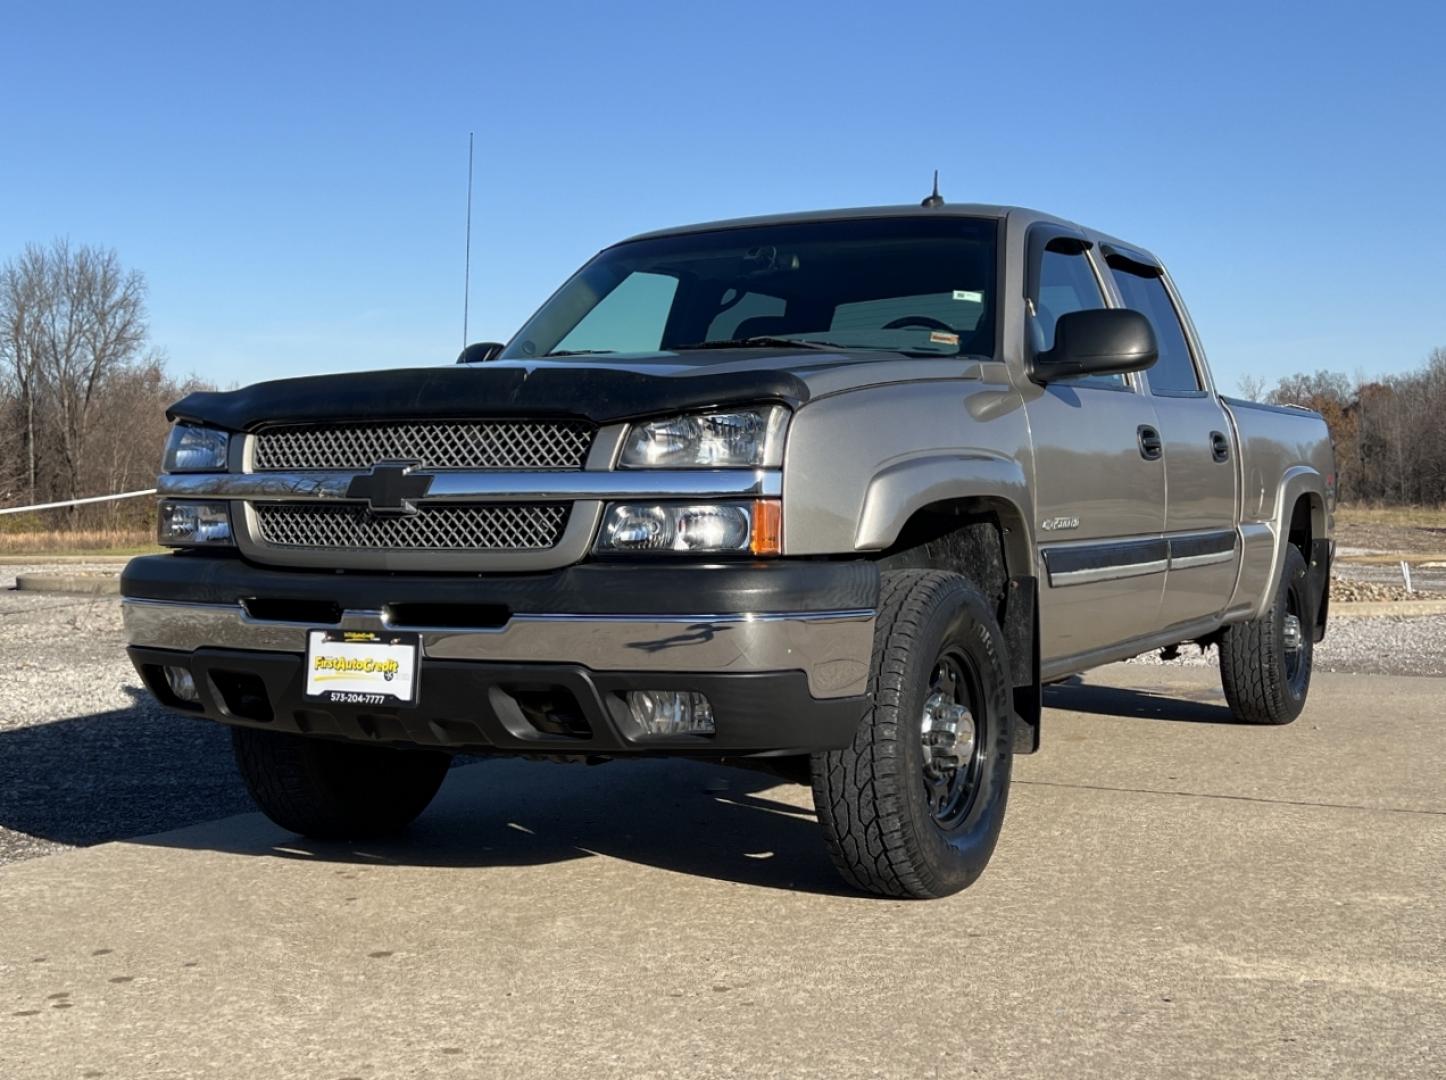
[1337,553,1446,566]
[1332,599,1446,618]
[0,554,140,566]
[13,573,121,597]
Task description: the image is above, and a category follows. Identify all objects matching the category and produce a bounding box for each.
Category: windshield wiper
[542,349,617,357]
[671,336,850,352]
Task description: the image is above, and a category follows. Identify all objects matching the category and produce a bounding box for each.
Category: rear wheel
[231,728,451,839]
[811,570,1014,899]
[1219,544,1314,725]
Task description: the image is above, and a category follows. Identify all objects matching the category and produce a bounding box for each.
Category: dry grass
[0,528,161,557]
[1337,504,1446,528]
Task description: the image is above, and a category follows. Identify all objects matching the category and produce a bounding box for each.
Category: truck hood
[169,350,979,431]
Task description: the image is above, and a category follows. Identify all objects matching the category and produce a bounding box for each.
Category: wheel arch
[1254,466,1330,627]
[860,467,1040,754]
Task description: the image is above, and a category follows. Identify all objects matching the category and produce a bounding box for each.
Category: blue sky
[2,0,1442,394]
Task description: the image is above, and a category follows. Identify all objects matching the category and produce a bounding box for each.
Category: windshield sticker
[929,331,960,346]
[952,290,983,303]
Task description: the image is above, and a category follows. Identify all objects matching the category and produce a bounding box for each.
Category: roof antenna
[921,170,944,208]
[462,131,474,350]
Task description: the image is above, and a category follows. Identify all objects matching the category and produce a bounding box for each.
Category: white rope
[0,489,157,515]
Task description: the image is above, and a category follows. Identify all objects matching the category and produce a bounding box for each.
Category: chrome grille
[254,503,569,551]
[253,420,593,471]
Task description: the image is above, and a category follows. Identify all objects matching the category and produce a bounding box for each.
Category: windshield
[501,216,998,361]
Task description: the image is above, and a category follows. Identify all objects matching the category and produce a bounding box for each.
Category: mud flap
[1310,538,1332,642]
[1004,575,1041,754]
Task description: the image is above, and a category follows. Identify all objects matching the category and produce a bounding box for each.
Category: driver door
[1023,230,1167,673]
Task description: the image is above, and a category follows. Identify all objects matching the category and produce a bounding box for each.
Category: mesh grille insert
[254,502,569,551]
[253,420,594,471]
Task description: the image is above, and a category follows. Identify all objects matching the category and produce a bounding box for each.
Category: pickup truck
[121,201,1335,899]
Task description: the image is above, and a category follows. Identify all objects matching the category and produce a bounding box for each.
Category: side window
[1031,243,1124,388]
[554,271,678,354]
[1108,262,1201,393]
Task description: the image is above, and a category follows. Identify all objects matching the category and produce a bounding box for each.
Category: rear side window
[1031,244,1123,388]
[1108,262,1201,393]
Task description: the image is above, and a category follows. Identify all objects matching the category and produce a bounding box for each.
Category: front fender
[780,380,1034,560]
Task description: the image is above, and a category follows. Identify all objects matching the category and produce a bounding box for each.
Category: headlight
[596,500,781,556]
[157,499,234,547]
[163,423,230,472]
[620,406,788,468]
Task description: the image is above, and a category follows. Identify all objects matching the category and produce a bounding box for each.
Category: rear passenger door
[1023,229,1167,670]
[1104,249,1239,633]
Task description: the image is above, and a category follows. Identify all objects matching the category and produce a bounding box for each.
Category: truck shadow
[1044,675,1237,724]
[0,688,255,848]
[3,675,1236,894]
[0,690,851,895]
[140,756,856,896]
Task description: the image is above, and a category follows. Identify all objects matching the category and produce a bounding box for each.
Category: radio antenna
[921,169,944,208]
[462,131,475,349]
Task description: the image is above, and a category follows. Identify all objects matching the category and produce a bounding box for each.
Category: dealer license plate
[304,629,419,706]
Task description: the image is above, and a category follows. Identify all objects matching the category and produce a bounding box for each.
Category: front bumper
[121,555,878,755]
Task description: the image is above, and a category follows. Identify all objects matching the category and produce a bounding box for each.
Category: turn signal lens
[750,499,782,556]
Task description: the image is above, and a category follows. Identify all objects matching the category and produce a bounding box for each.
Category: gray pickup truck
[122,201,1334,898]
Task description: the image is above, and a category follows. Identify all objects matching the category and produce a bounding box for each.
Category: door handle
[1210,430,1231,463]
[1138,425,1163,461]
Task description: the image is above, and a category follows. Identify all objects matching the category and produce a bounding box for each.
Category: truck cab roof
[619,203,1163,270]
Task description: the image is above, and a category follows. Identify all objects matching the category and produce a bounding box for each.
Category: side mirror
[457,341,506,364]
[1030,309,1157,383]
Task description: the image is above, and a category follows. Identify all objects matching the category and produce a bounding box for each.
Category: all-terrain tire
[1219,544,1314,725]
[810,570,1014,899]
[231,728,451,839]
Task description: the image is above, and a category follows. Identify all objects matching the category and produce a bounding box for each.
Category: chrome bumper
[121,598,875,699]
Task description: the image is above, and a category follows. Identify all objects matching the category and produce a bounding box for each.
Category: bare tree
[0,240,149,505]
[1236,373,1268,402]
[0,250,48,503]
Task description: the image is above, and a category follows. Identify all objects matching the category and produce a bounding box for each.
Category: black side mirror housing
[457,341,506,364]
[1030,308,1157,383]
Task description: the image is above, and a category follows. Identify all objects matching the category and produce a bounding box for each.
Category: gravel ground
[0,564,252,867]
[1127,613,1446,677]
[4,560,1446,868]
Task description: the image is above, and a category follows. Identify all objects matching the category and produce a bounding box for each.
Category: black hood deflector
[168,361,813,431]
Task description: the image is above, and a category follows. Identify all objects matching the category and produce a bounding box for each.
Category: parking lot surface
[2,647,1442,1079]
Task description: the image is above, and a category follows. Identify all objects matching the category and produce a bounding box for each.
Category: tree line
[0,239,212,529]
[3,238,1442,528]
[1239,348,1446,506]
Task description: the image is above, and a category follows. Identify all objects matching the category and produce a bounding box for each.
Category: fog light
[164,665,200,703]
[625,690,715,736]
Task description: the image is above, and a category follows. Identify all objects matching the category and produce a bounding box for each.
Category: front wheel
[231,728,451,840]
[811,570,1014,899]
[1219,544,1314,725]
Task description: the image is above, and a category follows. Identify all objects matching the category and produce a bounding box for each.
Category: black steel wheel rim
[1283,584,1308,694]
[919,648,987,829]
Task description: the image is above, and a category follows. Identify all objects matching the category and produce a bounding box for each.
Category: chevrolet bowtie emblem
[345,462,433,515]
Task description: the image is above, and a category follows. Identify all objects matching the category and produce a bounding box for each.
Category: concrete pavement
[1,664,1442,1079]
